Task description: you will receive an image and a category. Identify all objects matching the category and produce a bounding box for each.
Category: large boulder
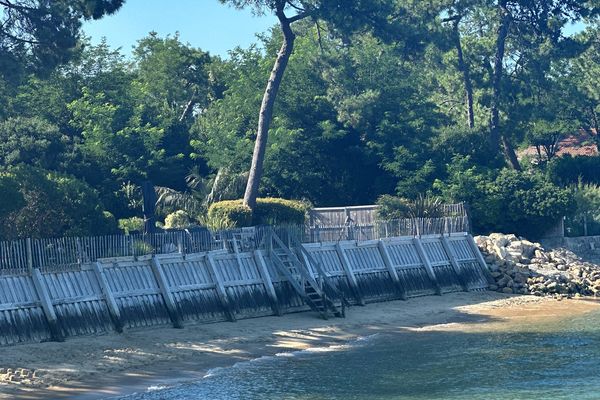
[475,233,600,298]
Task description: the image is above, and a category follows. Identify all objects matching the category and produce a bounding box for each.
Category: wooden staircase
[268,230,346,319]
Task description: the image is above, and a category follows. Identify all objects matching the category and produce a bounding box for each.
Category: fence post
[31,268,64,342]
[75,237,84,265]
[150,256,183,329]
[26,238,33,273]
[463,202,473,234]
[254,250,282,316]
[93,262,124,332]
[440,236,469,292]
[206,252,236,322]
[412,238,442,295]
[129,235,135,258]
[465,234,496,285]
[177,231,184,255]
[334,243,364,305]
[377,240,407,300]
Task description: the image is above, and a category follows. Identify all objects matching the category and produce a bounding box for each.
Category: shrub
[488,170,574,239]
[207,200,252,228]
[376,195,412,220]
[565,182,600,236]
[198,212,237,230]
[252,198,308,225]
[376,194,444,220]
[164,210,191,229]
[207,198,308,228]
[132,240,154,255]
[101,211,117,234]
[436,158,574,239]
[118,217,145,234]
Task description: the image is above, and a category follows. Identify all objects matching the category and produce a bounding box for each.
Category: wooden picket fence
[0,216,469,275]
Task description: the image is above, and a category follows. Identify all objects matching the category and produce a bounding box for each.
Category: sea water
[118,309,600,400]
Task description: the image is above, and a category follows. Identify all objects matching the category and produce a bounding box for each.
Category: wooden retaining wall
[0,234,490,346]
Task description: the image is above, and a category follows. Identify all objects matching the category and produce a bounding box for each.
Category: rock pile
[475,233,600,297]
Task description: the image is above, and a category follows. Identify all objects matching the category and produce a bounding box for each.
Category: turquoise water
[120,310,600,400]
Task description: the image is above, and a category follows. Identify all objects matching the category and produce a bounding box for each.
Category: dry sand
[1,291,599,400]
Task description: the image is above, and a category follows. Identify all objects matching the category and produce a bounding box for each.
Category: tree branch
[287,11,310,24]
[441,14,462,23]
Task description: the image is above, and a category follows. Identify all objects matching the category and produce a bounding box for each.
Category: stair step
[267,231,344,320]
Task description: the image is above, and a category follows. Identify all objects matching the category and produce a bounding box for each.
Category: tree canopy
[0,0,598,239]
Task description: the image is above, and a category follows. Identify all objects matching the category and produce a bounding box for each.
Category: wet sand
[1,291,599,399]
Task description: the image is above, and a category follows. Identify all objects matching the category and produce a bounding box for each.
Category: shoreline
[2,292,599,399]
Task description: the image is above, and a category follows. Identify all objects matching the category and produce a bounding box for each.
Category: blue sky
[83,0,277,58]
[83,2,586,58]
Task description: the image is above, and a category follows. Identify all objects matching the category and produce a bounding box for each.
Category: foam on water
[200,333,380,379]
[115,311,600,400]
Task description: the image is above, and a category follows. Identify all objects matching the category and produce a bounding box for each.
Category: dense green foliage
[207,201,253,228]
[435,161,574,239]
[0,1,598,239]
[164,210,192,230]
[251,198,309,225]
[546,155,600,186]
[0,0,124,74]
[376,195,445,220]
[208,198,308,227]
[566,182,600,237]
[0,166,116,239]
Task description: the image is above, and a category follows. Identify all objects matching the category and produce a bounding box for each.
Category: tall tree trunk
[502,136,521,170]
[243,9,296,210]
[452,19,475,129]
[490,1,521,170]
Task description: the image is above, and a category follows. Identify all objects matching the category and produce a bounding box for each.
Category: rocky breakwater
[475,233,600,298]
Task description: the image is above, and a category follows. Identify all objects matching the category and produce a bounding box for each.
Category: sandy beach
[1,291,599,400]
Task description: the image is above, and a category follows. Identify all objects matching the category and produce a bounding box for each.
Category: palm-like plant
[407,194,444,219]
[155,167,248,220]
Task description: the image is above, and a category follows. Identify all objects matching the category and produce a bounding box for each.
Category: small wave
[147,384,169,392]
[202,333,380,379]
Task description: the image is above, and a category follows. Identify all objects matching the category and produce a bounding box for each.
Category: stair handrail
[269,228,349,314]
[291,236,351,309]
[267,232,330,319]
[270,231,319,285]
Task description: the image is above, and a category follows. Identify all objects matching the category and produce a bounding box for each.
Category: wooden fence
[308,216,470,242]
[308,203,467,227]
[0,218,469,276]
[0,233,491,346]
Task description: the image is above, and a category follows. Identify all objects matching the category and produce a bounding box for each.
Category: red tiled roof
[519,129,599,159]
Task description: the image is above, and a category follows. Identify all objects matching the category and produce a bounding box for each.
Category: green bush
[376,195,412,220]
[207,200,252,228]
[118,217,145,234]
[376,194,444,220]
[132,240,154,255]
[435,158,575,239]
[207,198,308,228]
[252,198,308,225]
[198,212,237,230]
[164,210,191,229]
[565,182,600,236]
